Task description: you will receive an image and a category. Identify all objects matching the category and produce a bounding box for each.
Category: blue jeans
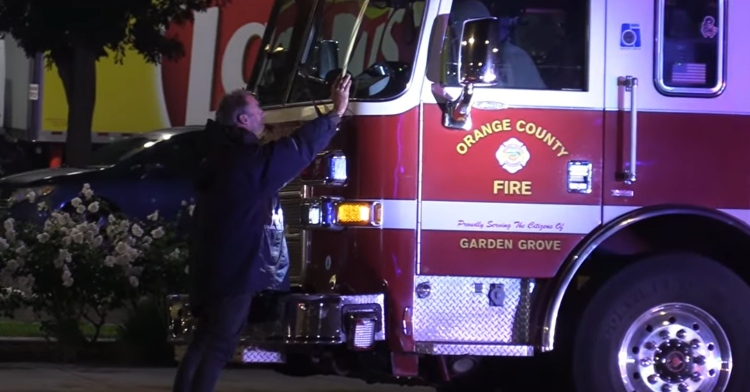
[172,293,254,392]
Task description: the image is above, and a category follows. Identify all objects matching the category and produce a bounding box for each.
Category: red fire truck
[168,0,750,391]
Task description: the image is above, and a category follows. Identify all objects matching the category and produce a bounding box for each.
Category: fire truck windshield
[249,0,426,107]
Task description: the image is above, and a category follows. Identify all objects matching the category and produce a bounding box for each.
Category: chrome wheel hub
[618,303,732,392]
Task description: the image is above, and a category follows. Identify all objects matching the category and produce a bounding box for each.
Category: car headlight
[9,186,55,205]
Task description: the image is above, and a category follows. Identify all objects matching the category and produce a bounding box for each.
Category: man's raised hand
[331,74,352,117]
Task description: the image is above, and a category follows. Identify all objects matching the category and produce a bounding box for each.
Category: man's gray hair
[215,89,256,126]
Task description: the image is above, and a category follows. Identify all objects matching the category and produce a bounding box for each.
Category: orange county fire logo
[495,137,530,174]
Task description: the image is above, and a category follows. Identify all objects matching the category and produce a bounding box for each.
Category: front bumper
[167,291,386,363]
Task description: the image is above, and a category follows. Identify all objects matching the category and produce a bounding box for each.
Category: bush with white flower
[0,184,193,353]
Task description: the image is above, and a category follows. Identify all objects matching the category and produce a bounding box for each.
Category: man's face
[237,95,265,133]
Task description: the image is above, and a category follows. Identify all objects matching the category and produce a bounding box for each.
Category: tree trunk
[55,44,97,167]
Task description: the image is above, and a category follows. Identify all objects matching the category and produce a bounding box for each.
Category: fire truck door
[418,0,606,279]
[603,0,750,220]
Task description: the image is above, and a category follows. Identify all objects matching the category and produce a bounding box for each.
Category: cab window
[253,0,316,107]
[655,0,725,96]
[288,0,426,103]
[443,0,589,91]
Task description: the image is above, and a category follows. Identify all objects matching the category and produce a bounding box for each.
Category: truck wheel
[573,252,750,392]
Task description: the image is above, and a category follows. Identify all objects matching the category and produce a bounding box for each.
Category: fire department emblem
[495,137,530,174]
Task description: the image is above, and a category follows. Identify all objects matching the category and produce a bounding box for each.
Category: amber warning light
[301,198,382,230]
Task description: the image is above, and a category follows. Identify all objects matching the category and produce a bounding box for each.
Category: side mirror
[299,40,340,82]
[317,40,340,79]
[458,18,502,85]
[443,17,503,131]
[132,162,165,173]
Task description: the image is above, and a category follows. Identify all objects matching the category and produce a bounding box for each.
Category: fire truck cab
[168,0,750,391]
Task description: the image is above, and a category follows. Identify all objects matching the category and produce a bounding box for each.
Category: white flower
[82,183,91,191]
[62,269,74,287]
[167,248,181,260]
[71,232,84,244]
[15,244,28,256]
[26,191,36,203]
[127,247,140,260]
[82,189,93,199]
[5,259,18,272]
[181,200,188,206]
[5,230,15,243]
[119,220,130,231]
[76,205,86,214]
[36,233,50,244]
[92,235,103,247]
[103,255,115,267]
[43,220,54,232]
[115,254,131,265]
[83,230,95,243]
[131,224,144,237]
[151,227,165,239]
[88,222,100,233]
[142,236,153,245]
[129,276,139,288]
[70,198,82,208]
[0,238,8,252]
[51,214,66,228]
[61,236,72,247]
[15,274,33,294]
[108,214,117,223]
[115,241,129,254]
[147,210,159,221]
[58,249,72,264]
[3,218,14,232]
[37,201,47,211]
[53,258,64,268]
[184,265,189,274]
[87,201,100,213]
[189,205,195,216]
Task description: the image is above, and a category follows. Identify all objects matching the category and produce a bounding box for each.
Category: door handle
[618,76,638,184]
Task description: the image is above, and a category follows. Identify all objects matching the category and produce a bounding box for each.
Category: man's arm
[257,113,341,194]
[255,74,351,195]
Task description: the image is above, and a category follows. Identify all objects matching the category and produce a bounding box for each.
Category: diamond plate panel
[174,343,286,364]
[415,343,534,357]
[412,276,534,343]
[240,346,285,363]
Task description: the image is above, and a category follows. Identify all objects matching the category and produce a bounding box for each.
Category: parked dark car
[0,133,39,177]
[0,126,206,222]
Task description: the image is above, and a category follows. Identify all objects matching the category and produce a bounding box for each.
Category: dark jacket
[188,114,340,308]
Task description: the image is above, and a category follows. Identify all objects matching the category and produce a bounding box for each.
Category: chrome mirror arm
[442,83,475,130]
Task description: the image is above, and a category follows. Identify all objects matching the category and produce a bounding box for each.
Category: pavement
[0,363,436,391]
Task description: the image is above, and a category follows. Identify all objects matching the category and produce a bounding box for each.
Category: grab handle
[618,76,639,184]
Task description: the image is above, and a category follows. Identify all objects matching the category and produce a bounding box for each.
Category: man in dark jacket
[172,75,352,392]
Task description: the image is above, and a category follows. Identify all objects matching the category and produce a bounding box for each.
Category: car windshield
[87,136,162,167]
[248,0,425,107]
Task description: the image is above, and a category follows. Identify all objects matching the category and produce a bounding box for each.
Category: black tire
[573,252,750,392]
[273,353,318,377]
[434,359,505,392]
